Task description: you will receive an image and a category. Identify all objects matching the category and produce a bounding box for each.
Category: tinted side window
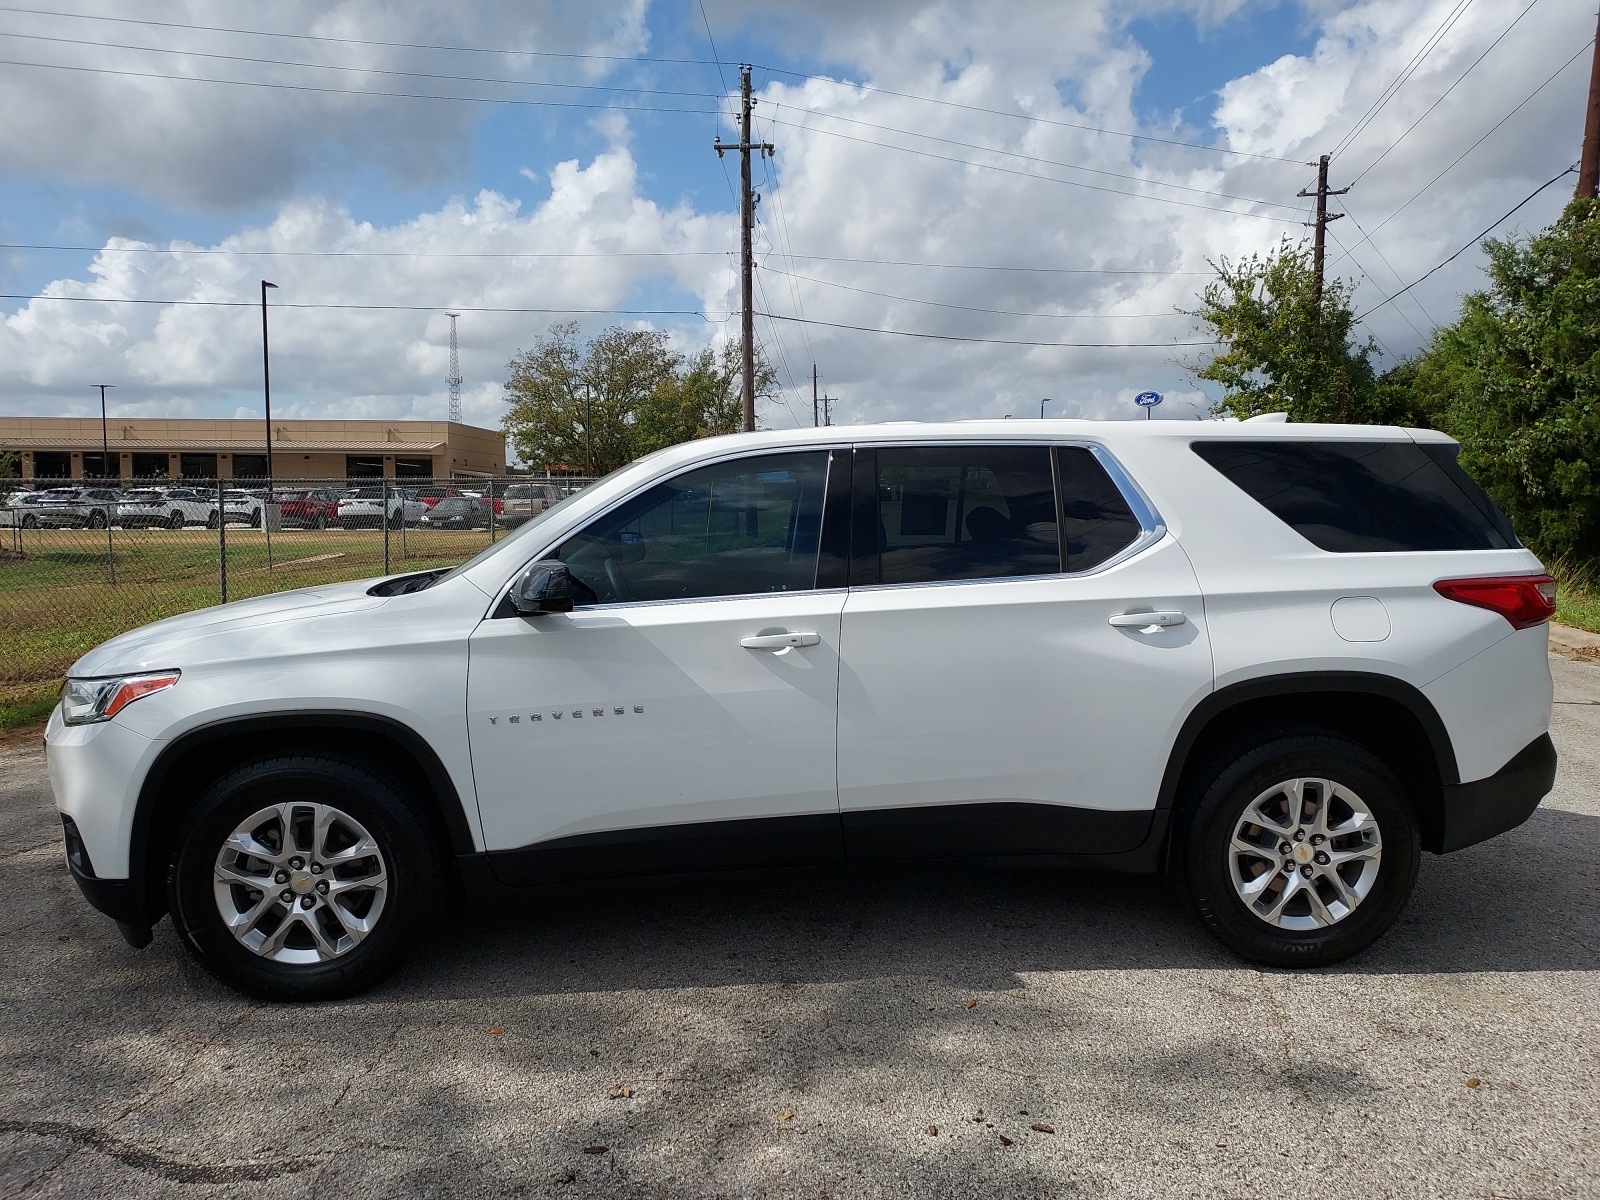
[1192,440,1517,552]
[871,446,1059,585]
[557,451,830,604]
[1057,447,1142,571]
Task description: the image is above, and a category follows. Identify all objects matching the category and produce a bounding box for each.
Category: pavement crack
[0,1118,321,1184]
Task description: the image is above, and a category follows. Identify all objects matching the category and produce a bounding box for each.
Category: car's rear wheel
[387,508,403,529]
[206,511,219,529]
[21,513,36,528]
[1181,733,1419,968]
[312,512,327,530]
[248,509,262,528]
[86,510,107,529]
[169,754,444,1001]
[167,510,185,529]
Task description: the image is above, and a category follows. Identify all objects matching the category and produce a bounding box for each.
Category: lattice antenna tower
[446,312,463,423]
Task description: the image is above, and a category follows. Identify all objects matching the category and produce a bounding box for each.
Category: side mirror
[511,561,576,615]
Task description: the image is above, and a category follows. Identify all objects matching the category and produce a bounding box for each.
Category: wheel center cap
[290,872,315,894]
[1292,843,1315,865]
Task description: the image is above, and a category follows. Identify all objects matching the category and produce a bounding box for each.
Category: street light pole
[92,384,114,478]
[92,383,116,584]
[260,281,278,485]
[1041,397,1053,420]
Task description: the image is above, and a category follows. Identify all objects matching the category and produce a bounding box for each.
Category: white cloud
[0,0,1590,435]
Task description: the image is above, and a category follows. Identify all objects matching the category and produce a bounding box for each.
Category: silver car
[0,488,72,528]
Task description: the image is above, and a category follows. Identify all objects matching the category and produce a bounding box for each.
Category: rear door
[836,441,1214,860]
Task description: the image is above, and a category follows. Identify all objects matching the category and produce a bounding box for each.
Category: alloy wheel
[212,801,389,964]
[1228,776,1382,931]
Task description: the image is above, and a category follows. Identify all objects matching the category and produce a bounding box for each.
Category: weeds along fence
[0,475,592,712]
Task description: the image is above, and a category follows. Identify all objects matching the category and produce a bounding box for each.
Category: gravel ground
[2,656,1597,1199]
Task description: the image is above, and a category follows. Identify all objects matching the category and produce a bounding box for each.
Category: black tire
[168,754,445,1001]
[387,508,402,529]
[312,512,327,530]
[249,509,262,528]
[206,511,220,529]
[1180,733,1419,968]
[21,513,36,528]
[167,510,185,530]
[86,510,107,529]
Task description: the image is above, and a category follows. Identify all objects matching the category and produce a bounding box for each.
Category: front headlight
[60,671,181,726]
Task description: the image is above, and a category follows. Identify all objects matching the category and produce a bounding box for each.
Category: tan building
[0,417,506,481]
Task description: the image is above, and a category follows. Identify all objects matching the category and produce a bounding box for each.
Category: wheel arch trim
[131,710,477,918]
[1156,671,1460,817]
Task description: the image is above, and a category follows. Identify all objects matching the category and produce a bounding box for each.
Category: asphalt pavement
[2,656,1597,1199]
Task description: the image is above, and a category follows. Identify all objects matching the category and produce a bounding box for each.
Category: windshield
[431,498,472,514]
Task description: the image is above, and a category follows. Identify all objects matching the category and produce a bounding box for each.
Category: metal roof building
[0,417,506,480]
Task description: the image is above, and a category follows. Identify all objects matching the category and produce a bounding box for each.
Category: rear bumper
[1437,733,1556,853]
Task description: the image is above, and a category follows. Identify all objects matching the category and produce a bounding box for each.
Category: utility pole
[92,384,115,585]
[811,364,835,426]
[260,281,278,483]
[1298,154,1348,310]
[715,65,773,433]
[1579,9,1600,199]
[446,312,463,424]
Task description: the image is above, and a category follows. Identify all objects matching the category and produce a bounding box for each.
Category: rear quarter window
[1192,440,1518,552]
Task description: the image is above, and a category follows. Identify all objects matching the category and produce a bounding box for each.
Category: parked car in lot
[418,495,490,530]
[498,482,564,527]
[0,488,72,528]
[116,487,219,529]
[221,490,266,527]
[36,486,122,528]
[277,488,342,530]
[412,485,461,509]
[48,420,1559,1001]
[337,486,424,529]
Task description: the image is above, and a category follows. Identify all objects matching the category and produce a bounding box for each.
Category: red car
[277,488,342,529]
[413,485,462,509]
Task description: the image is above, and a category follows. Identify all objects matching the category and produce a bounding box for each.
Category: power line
[756,312,1216,348]
[1330,0,1478,159]
[1355,165,1577,320]
[782,255,1210,274]
[0,243,725,258]
[0,6,1305,165]
[0,5,720,66]
[0,293,729,316]
[0,29,724,101]
[767,102,1303,211]
[1334,40,1590,264]
[768,117,1304,223]
[752,64,1307,164]
[0,55,724,115]
[758,263,1187,319]
[1348,0,1545,185]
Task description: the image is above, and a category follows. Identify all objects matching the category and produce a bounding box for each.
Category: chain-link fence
[0,475,592,713]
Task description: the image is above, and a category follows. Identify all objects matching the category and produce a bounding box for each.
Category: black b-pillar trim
[849,446,879,587]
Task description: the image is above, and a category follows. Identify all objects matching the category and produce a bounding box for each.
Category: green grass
[0,523,499,705]
[0,689,57,729]
[1551,557,1600,634]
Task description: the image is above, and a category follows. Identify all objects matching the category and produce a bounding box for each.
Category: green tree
[1187,238,1406,423]
[503,324,776,475]
[1405,198,1600,560]
[0,448,18,478]
[502,323,680,475]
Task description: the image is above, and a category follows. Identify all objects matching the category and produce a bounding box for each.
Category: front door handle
[1108,611,1187,633]
[741,630,821,650]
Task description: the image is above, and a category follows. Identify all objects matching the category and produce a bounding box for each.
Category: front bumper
[60,815,152,947]
[1437,733,1557,853]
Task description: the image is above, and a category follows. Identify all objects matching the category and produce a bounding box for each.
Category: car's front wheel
[169,754,444,1001]
[206,511,219,529]
[86,510,107,529]
[1181,733,1419,968]
[167,511,185,529]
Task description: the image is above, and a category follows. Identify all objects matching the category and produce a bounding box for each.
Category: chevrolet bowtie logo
[488,704,644,725]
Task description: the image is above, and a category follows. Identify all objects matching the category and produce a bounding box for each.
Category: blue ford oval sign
[1134,390,1163,408]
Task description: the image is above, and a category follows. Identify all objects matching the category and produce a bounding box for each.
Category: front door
[467,448,849,885]
[837,442,1214,860]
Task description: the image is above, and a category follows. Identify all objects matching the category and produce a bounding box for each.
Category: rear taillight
[1433,574,1556,630]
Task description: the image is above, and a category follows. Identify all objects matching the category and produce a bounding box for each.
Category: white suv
[46,421,1558,999]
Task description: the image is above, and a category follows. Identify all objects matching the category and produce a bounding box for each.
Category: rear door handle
[1108,611,1186,633]
[741,631,821,650]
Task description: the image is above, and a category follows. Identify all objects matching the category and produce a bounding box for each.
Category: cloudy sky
[0,0,1591,445]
